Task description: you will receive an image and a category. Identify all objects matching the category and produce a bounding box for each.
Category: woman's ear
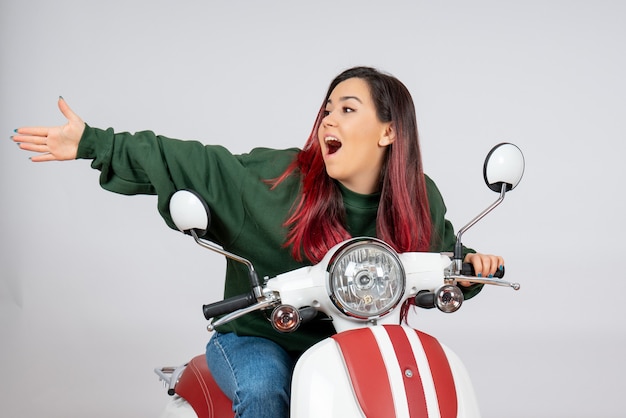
[379,122,396,147]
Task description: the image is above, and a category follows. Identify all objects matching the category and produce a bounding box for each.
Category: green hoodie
[76,125,481,354]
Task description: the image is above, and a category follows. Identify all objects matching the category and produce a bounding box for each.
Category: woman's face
[318,77,395,194]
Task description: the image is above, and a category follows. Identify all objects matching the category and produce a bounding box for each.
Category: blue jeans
[206,332,295,418]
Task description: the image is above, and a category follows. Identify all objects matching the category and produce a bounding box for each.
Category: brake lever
[447,275,520,290]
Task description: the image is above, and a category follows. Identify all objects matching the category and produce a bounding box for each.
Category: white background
[1,1,624,417]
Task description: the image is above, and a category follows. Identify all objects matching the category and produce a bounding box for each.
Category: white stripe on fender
[405,327,443,418]
[370,326,444,418]
[370,327,411,418]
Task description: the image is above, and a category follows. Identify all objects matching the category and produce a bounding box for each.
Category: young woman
[13,66,503,418]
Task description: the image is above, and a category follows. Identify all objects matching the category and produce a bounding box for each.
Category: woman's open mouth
[325,137,342,155]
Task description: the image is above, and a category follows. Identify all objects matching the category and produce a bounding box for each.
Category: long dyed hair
[274,66,432,263]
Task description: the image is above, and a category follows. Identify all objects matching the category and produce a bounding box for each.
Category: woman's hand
[13,97,85,162]
[459,252,505,287]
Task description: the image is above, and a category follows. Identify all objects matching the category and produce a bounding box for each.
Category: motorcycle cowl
[291,325,481,418]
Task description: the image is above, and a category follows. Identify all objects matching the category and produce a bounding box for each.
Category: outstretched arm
[13,97,85,162]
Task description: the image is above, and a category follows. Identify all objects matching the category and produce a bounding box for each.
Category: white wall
[1,1,624,417]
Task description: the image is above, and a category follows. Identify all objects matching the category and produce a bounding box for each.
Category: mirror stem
[190,230,264,299]
[453,183,508,272]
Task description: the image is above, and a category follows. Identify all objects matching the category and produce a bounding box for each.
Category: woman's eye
[343,107,355,113]
[323,109,331,117]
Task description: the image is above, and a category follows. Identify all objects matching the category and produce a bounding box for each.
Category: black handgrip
[461,262,505,278]
[202,292,256,320]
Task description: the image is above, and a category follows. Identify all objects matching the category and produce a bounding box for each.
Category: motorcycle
[155,143,525,418]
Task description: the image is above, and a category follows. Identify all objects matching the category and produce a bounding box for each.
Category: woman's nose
[322,112,337,127]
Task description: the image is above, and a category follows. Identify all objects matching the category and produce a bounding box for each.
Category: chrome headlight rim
[326,237,406,321]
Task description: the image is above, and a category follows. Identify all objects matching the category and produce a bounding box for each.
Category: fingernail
[488,274,493,278]
[13,128,18,133]
[499,265,503,270]
[477,273,482,277]
[59,95,64,100]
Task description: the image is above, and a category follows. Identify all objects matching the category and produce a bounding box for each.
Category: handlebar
[203,292,257,320]
[413,262,511,310]
[460,262,505,278]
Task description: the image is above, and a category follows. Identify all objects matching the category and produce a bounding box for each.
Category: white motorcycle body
[160,252,481,418]
[274,252,480,418]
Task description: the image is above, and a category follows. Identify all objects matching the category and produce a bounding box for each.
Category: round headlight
[327,238,405,320]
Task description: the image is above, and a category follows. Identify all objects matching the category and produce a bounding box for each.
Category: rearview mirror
[483,142,525,192]
[169,190,211,236]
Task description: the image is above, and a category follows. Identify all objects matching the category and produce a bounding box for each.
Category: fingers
[13,137,55,162]
[16,142,48,153]
[57,96,80,123]
[13,132,48,145]
[30,152,58,163]
[13,128,51,155]
[14,139,60,162]
[14,127,49,137]
[464,253,504,278]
